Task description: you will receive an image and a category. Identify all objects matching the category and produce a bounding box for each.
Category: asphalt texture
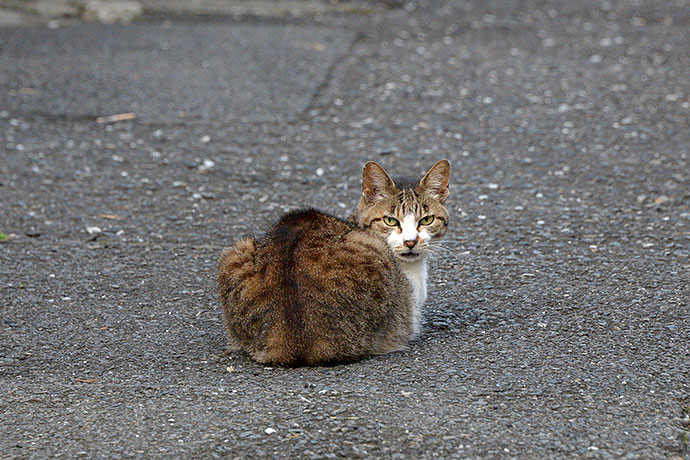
[0,23,355,122]
[1,1,689,459]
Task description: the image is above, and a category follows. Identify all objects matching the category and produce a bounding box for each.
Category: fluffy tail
[217,238,257,300]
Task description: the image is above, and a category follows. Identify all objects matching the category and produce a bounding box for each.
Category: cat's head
[353,160,450,262]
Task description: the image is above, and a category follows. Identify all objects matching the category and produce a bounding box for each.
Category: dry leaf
[96,112,136,123]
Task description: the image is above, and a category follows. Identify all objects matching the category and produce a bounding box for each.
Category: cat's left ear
[418,159,450,203]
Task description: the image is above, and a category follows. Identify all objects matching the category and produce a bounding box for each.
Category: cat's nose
[404,239,417,248]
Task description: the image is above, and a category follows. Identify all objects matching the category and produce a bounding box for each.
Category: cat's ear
[418,159,450,203]
[362,161,396,203]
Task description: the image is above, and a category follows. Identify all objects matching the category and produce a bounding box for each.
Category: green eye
[383,216,399,227]
[419,215,435,226]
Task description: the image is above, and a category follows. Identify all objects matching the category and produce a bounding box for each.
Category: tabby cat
[217,160,450,366]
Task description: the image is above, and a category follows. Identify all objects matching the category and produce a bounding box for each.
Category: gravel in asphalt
[1,0,689,458]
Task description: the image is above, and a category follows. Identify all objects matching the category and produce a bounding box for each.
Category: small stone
[27,1,80,19]
[654,195,668,205]
[83,0,143,23]
[264,427,277,435]
[198,159,215,173]
[86,226,102,235]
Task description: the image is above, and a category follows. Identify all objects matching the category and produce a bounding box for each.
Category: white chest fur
[399,257,427,337]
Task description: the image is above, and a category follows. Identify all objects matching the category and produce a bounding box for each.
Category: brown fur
[216,160,450,366]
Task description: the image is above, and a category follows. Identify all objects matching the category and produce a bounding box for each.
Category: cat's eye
[419,215,435,226]
[383,216,399,227]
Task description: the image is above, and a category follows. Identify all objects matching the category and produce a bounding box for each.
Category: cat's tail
[217,238,258,351]
[217,238,257,299]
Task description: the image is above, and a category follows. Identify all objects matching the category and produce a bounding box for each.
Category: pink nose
[404,239,417,248]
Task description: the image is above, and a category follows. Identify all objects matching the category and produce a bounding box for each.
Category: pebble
[83,0,143,23]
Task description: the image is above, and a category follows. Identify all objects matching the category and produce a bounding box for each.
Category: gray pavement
[1,1,689,459]
[0,23,355,122]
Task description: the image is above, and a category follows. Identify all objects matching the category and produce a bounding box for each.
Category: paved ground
[1,0,689,458]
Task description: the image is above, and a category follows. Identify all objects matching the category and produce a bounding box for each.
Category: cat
[216,160,450,366]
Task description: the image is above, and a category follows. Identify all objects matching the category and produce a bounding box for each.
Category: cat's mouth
[397,250,422,260]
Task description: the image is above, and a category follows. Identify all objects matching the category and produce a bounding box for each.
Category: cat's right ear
[362,161,396,203]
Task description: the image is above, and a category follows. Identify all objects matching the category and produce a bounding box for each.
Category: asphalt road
[1,1,689,458]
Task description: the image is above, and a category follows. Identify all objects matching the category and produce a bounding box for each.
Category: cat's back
[217,208,413,366]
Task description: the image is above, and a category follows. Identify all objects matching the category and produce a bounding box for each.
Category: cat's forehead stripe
[396,189,421,214]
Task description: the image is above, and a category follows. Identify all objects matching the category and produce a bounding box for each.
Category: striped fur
[217,160,450,366]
